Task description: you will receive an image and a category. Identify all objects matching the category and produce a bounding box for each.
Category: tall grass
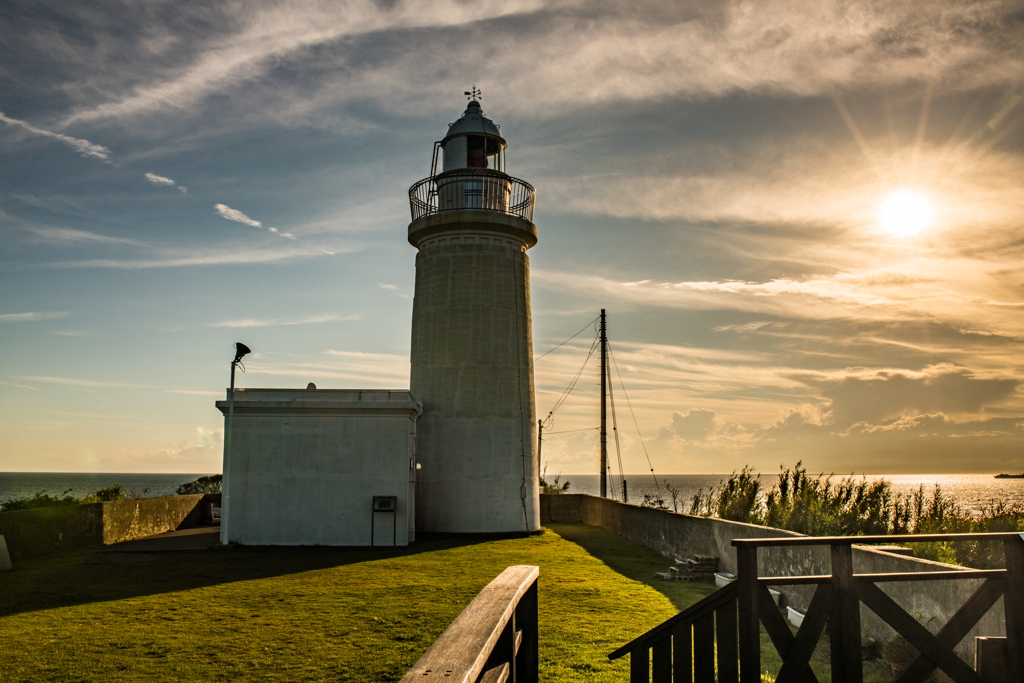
[687,462,1024,568]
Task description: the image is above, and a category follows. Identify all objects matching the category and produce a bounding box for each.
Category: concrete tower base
[410,211,540,533]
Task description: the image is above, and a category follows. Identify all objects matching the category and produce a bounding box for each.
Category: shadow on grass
[547,522,717,613]
[0,531,521,618]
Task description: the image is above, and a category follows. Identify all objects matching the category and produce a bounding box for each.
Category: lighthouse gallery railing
[409,171,536,222]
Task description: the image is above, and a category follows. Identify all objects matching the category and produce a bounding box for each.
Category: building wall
[220,390,419,546]
[0,494,213,564]
[410,211,540,533]
[542,494,1006,657]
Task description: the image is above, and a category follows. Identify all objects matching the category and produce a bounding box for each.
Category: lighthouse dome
[443,101,503,140]
[440,101,506,173]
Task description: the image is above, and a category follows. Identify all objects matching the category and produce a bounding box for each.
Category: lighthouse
[408,96,540,533]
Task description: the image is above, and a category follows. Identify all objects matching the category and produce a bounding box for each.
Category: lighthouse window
[485,137,505,173]
[467,136,487,168]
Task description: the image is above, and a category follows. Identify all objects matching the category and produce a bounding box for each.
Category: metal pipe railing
[409,171,536,222]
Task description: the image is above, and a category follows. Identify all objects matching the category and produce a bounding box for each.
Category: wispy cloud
[167,389,222,396]
[211,313,359,328]
[59,1,547,127]
[24,376,152,388]
[0,110,111,160]
[215,204,295,239]
[145,172,187,194]
[29,227,140,246]
[0,380,41,391]
[0,311,68,322]
[39,244,341,269]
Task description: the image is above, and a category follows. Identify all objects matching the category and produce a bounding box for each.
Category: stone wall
[541,494,1006,656]
[0,493,218,564]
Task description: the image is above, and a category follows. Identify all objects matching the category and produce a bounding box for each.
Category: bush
[0,490,79,512]
[540,466,570,494]
[686,461,1024,568]
[0,483,148,511]
[176,475,222,495]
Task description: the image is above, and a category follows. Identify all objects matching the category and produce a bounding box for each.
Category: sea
[0,473,213,503]
[1,472,1023,517]
[555,473,1024,517]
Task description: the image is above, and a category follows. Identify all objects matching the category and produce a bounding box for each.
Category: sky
[1,0,1023,476]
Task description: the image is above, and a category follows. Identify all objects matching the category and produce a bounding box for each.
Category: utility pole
[537,419,543,483]
[600,309,607,498]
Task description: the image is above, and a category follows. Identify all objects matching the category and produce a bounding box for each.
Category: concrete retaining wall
[0,493,218,564]
[542,494,1005,656]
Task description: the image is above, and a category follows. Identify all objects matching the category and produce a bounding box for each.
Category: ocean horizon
[3,471,1022,516]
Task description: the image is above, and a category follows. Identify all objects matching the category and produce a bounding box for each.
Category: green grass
[0,524,715,682]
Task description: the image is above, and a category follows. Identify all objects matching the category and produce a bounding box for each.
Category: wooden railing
[610,532,1024,683]
[401,565,538,683]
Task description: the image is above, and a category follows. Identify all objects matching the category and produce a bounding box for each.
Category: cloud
[211,313,358,328]
[0,311,68,322]
[127,426,224,463]
[28,227,141,246]
[0,110,111,160]
[215,204,295,239]
[51,0,1024,133]
[811,364,1020,426]
[671,408,718,441]
[39,244,341,269]
[241,350,410,387]
[214,203,263,228]
[144,172,186,193]
[0,380,41,391]
[58,0,548,127]
[24,376,152,388]
[379,283,398,290]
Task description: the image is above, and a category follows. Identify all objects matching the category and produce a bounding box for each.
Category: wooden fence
[610,532,1024,683]
[401,565,538,683]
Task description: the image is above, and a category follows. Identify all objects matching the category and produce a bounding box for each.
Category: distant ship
[994,473,1024,479]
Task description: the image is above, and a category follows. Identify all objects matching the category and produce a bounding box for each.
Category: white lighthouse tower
[408,95,540,533]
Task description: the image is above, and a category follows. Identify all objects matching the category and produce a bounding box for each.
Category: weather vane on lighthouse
[464,85,482,101]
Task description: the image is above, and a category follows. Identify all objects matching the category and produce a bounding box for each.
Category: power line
[542,330,600,426]
[534,317,600,362]
[608,342,662,496]
[544,427,599,435]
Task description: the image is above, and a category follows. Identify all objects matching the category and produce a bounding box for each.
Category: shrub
[0,490,79,512]
[540,466,570,495]
[686,461,1024,568]
[176,474,222,495]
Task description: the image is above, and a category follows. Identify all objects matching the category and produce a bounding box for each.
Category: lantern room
[441,100,506,173]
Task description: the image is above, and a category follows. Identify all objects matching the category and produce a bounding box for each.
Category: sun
[878,189,934,237]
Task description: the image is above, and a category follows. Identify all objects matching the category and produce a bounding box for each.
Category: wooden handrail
[732,532,1024,547]
[401,565,538,683]
[608,582,737,660]
[756,569,1006,586]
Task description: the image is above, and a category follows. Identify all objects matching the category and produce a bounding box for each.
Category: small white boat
[768,588,781,606]
[787,606,806,627]
[714,572,736,587]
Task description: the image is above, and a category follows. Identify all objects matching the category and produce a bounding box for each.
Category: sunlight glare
[878,189,934,237]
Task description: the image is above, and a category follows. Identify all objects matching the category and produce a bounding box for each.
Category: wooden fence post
[736,545,759,683]
[1003,536,1024,683]
[830,544,862,683]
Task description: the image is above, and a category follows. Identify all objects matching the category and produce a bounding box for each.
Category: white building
[217,389,420,546]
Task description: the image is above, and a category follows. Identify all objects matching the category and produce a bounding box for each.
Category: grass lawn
[0,523,716,682]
